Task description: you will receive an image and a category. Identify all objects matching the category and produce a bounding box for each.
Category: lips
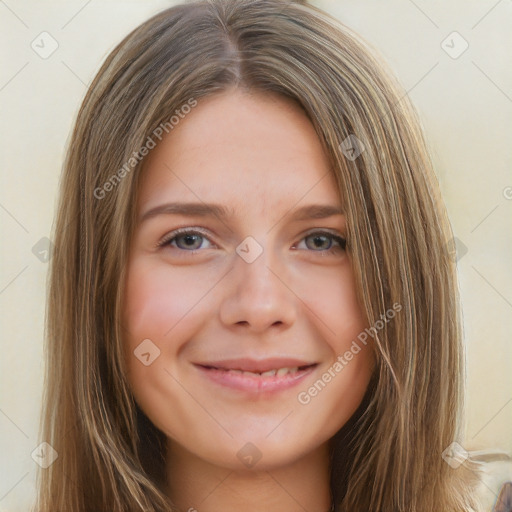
[193,358,318,393]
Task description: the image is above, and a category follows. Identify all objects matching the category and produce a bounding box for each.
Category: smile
[193,359,318,393]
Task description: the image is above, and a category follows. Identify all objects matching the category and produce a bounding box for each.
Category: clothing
[494,481,512,512]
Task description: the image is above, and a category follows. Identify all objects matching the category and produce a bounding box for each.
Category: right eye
[157,228,215,252]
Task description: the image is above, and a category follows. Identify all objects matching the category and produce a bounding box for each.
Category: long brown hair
[35,0,483,510]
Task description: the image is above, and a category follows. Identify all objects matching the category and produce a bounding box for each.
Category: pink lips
[193,358,318,393]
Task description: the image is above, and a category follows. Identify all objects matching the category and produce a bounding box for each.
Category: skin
[122,88,375,512]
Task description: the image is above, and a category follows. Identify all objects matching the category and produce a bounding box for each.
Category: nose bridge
[237,241,278,292]
[218,236,296,330]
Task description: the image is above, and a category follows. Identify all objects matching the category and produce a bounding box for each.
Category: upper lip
[194,357,317,373]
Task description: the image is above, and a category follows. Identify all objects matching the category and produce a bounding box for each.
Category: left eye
[295,232,346,252]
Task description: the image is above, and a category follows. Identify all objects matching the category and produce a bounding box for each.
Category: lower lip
[194,365,317,393]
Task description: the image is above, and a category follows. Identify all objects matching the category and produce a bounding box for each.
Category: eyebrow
[139,202,344,224]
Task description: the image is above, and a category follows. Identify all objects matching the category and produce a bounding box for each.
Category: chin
[189,432,322,472]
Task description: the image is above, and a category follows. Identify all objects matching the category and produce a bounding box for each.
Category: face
[122,88,375,471]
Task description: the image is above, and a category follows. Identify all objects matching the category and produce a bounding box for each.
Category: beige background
[1,1,511,511]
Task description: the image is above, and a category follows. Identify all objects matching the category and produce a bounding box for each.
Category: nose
[218,245,297,333]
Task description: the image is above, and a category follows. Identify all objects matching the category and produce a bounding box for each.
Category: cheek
[122,260,210,393]
[296,260,368,350]
[123,259,215,344]
[121,260,216,437]
[292,262,374,416]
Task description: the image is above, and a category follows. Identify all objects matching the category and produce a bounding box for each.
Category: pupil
[310,235,330,250]
[182,234,200,248]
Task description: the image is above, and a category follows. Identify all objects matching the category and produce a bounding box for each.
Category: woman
[35,0,483,510]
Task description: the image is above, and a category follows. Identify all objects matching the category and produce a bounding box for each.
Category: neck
[165,440,332,512]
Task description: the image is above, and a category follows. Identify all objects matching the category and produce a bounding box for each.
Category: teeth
[223,367,300,377]
[277,366,298,376]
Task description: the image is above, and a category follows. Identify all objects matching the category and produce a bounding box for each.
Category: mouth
[193,358,318,393]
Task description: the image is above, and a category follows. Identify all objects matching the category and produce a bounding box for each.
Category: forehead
[137,89,341,213]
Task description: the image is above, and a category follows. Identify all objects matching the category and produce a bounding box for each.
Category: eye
[156,228,347,255]
[157,228,214,251]
[295,231,346,254]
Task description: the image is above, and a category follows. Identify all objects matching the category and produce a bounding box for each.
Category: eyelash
[156,227,347,256]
